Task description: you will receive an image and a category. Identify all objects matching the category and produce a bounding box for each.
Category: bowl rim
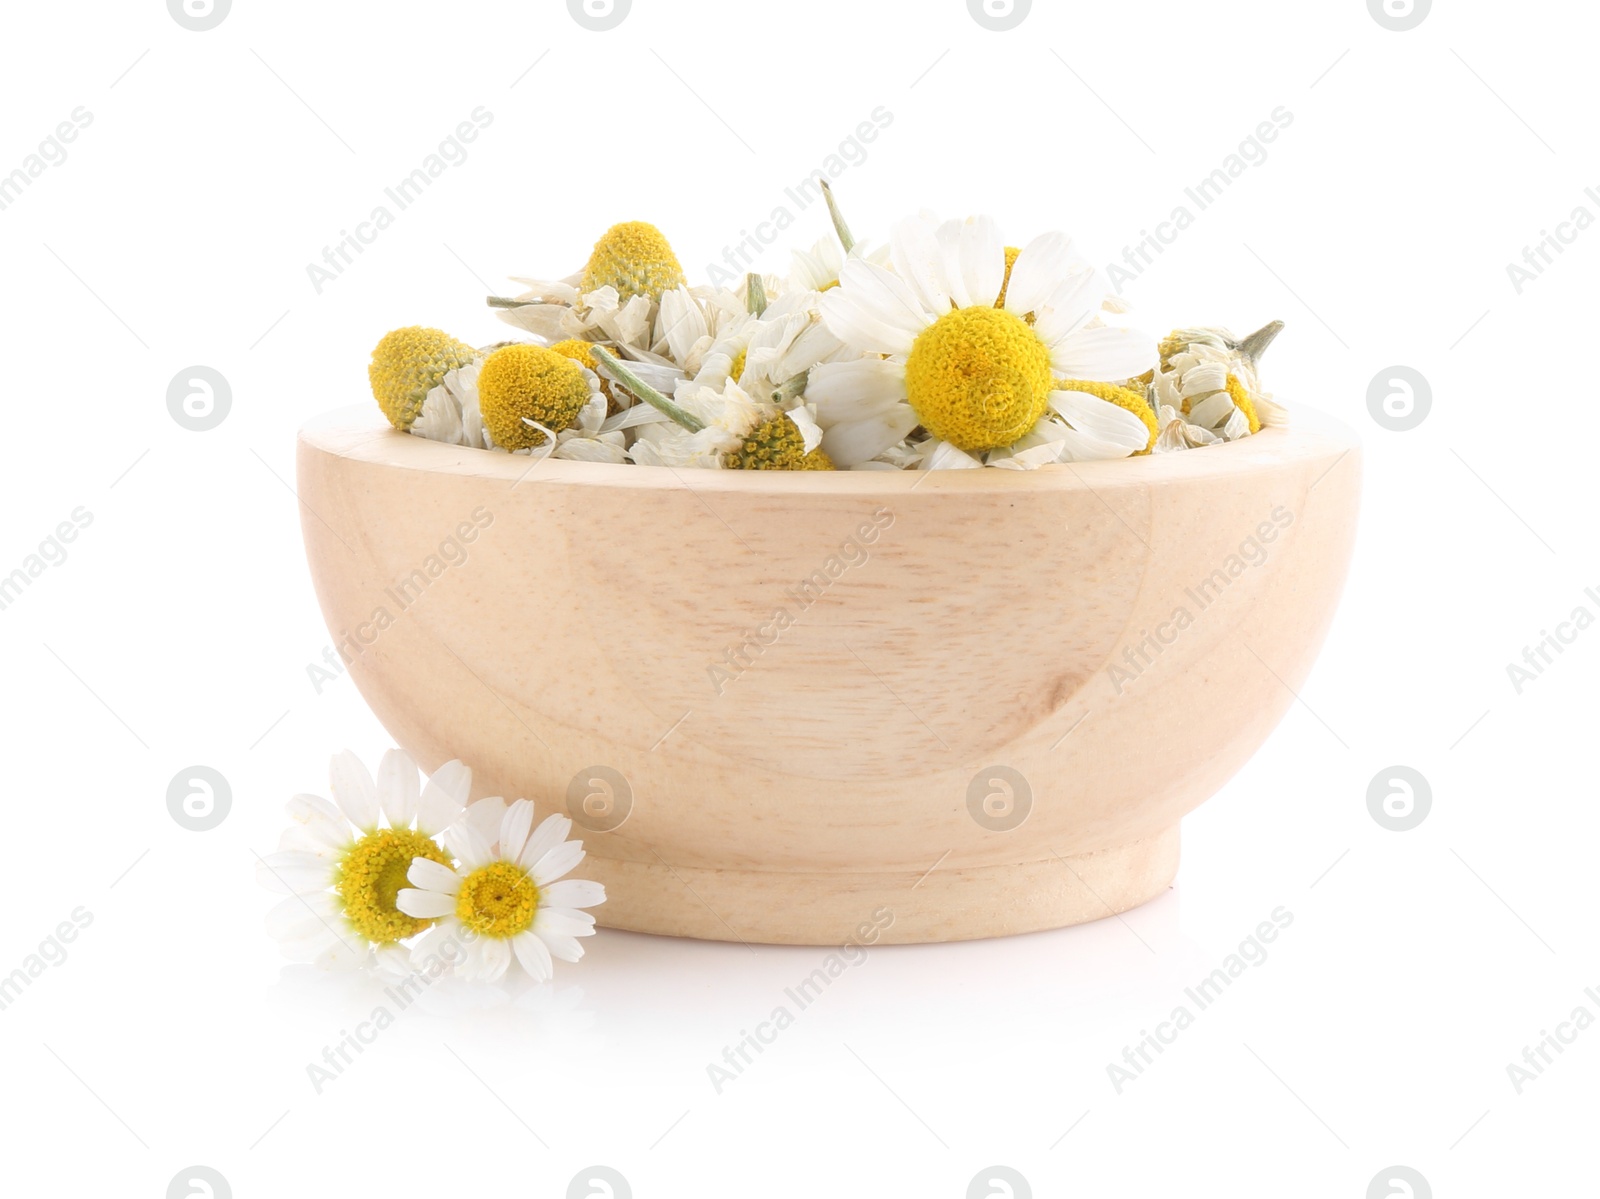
[299,405,1360,496]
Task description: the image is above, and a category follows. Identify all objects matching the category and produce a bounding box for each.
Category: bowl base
[586,826,1179,945]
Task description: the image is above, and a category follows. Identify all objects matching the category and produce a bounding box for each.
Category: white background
[1,0,1594,1195]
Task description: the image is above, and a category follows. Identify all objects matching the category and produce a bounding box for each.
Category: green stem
[770,371,808,404]
[820,179,855,253]
[486,296,530,310]
[1237,320,1284,365]
[747,273,767,316]
[592,347,705,433]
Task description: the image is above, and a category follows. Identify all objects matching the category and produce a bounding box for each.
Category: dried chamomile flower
[580,221,687,303]
[1154,321,1284,441]
[369,326,477,430]
[595,347,831,471]
[477,344,593,450]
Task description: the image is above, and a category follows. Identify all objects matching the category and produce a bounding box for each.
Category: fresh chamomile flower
[369,326,478,431]
[397,800,605,983]
[257,750,488,970]
[818,214,1157,455]
[1153,321,1286,440]
[477,343,595,450]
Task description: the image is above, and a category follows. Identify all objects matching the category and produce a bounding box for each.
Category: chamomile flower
[637,379,829,470]
[684,292,849,404]
[492,221,689,352]
[655,283,751,377]
[782,232,891,296]
[369,326,477,431]
[257,750,486,970]
[787,235,850,293]
[397,800,605,983]
[818,214,1157,457]
[1153,321,1287,441]
[599,349,830,470]
[412,357,488,447]
[476,343,594,450]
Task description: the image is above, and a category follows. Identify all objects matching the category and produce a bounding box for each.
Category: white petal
[539,878,607,910]
[991,441,1069,470]
[533,906,597,937]
[409,920,463,969]
[787,406,825,454]
[536,931,587,963]
[1050,327,1158,382]
[658,287,710,365]
[444,820,495,872]
[819,260,929,355]
[377,750,419,829]
[1003,232,1082,315]
[1050,392,1151,452]
[925,442,984,470]
[1180,362,1230,397]
[256,850,334,895]
[805,358,908,423]
[286,791,343,829]
[328,750,378,830]
[1029,270,1106,347]
[417,759,471,833]
[518,813,574,871]
[939,216,1005,309]
[889,215,952,316]
[512,932,553,982]
[1188,391,1236,429]
[407,857,462,894]
[500,799,536,864]
[1220,405,1252,440]
[821,407,921,468]
[1056,424,1139,462]
[396,887,458,919]
[463,797,508,851]
[531,839,585,887]
[277,814,350,854]
[468,937,513,982]
[411,384,464,445]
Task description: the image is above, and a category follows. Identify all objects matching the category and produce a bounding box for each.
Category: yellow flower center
[903,305,1053,452]
[456,860,540,938]
[580,221,686,303]
[335,829,453,944]
[477,343,592,450]
[724,415,834,471]
[368,326,477,431]
[1226,373,1262,434]
[728,348,748,383]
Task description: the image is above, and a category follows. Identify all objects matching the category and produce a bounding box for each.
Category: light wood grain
[297,407,1361,944]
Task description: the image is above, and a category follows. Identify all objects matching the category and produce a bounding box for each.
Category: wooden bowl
[297,408,1360,944]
